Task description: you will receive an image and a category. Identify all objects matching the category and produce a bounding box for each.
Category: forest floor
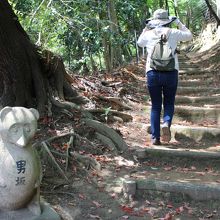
[36,43,220,220]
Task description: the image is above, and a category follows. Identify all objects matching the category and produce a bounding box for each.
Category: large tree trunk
[0,0,47,113]
[98,0,112,73]
[107,0,123,68]
[0,0,85,115]
[217,0,220,18]
[205,0,220,26]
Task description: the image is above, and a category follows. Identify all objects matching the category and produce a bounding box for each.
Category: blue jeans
[147,70,178,139]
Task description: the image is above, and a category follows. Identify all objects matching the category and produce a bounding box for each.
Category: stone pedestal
[0,202,60,220]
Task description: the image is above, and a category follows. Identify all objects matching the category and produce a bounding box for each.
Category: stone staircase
[128,54,220,209]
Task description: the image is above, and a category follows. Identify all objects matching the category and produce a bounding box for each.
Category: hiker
[137,9,193,145]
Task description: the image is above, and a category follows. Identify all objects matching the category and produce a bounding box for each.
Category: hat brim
[149,18,172,26]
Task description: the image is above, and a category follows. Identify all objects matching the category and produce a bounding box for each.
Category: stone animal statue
[0,106,41,214]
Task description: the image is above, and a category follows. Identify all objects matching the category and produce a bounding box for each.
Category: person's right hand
[173,18,180,25]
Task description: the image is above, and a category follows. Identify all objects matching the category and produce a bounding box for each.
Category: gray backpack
[150,30,175,71]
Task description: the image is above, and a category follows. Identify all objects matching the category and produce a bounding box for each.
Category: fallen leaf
[166,204,173,208]
[182,168,190,172]
[89,214,101,219]
[121,216,129,219]
[79,193,86,199]
[163,213,173,220]
[190,166,197,170]
[164,166,173,171]
[120,205,134,214]
[110,193,117,198]
[206,213,213,218]
[141,207,150,212]
[148,207,157,216]
[158,201,165,207]
[145,200,151,205]
[198,172,205,176]
[187,208,193,215]
[92,201,102,208]
[62,143,69,150]
[176,206,184,214]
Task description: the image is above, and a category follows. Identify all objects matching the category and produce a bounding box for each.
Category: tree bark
[205,0,220,26]
[0,0,47,113]
[0,0,85,115]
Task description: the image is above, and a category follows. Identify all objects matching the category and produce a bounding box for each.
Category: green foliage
[10,0,214,73]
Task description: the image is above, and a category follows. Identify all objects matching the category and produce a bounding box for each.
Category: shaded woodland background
[11,0,220,73]
[0,0,218,114]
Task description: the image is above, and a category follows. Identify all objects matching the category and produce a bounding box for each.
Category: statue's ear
[29,108,39,120]
[0,107,12,121]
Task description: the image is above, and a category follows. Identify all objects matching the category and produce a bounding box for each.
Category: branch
[65,135,74,172]
[29,0,46,27]
[41,141,69,182]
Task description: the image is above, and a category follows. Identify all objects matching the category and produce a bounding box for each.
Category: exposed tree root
[39,50,87,114]
[36,131,102,182]
[41,141,69,182]
[70,151,101,171]
[50,96,81,111]
[83,119,128,152]
[95,132,118,153]
[95,95,132,110]
[65,136,74,172]
[87,108,133,122]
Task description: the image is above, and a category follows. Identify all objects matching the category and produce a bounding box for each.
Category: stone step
[179,67,200,72]
[179,74,211,80]
[178,79,213,87]
[136,146,220,160]
[179,65,200,70]
[174,106,220,125]
[136,178,220,201]
[205,104,220,108]
[179,61,198,65]
[127,148,220,201]
[171,124,220,142]
[175,95,220,105]
[144,123,220,143]
[176,86,220,95]
[143,105,220,125]
[179,69,208,75]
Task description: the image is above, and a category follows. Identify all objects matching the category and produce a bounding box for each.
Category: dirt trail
[39,51,220,220]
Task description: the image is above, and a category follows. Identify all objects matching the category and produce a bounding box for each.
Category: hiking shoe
[151,138,161,145]
[161,122,171,142]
